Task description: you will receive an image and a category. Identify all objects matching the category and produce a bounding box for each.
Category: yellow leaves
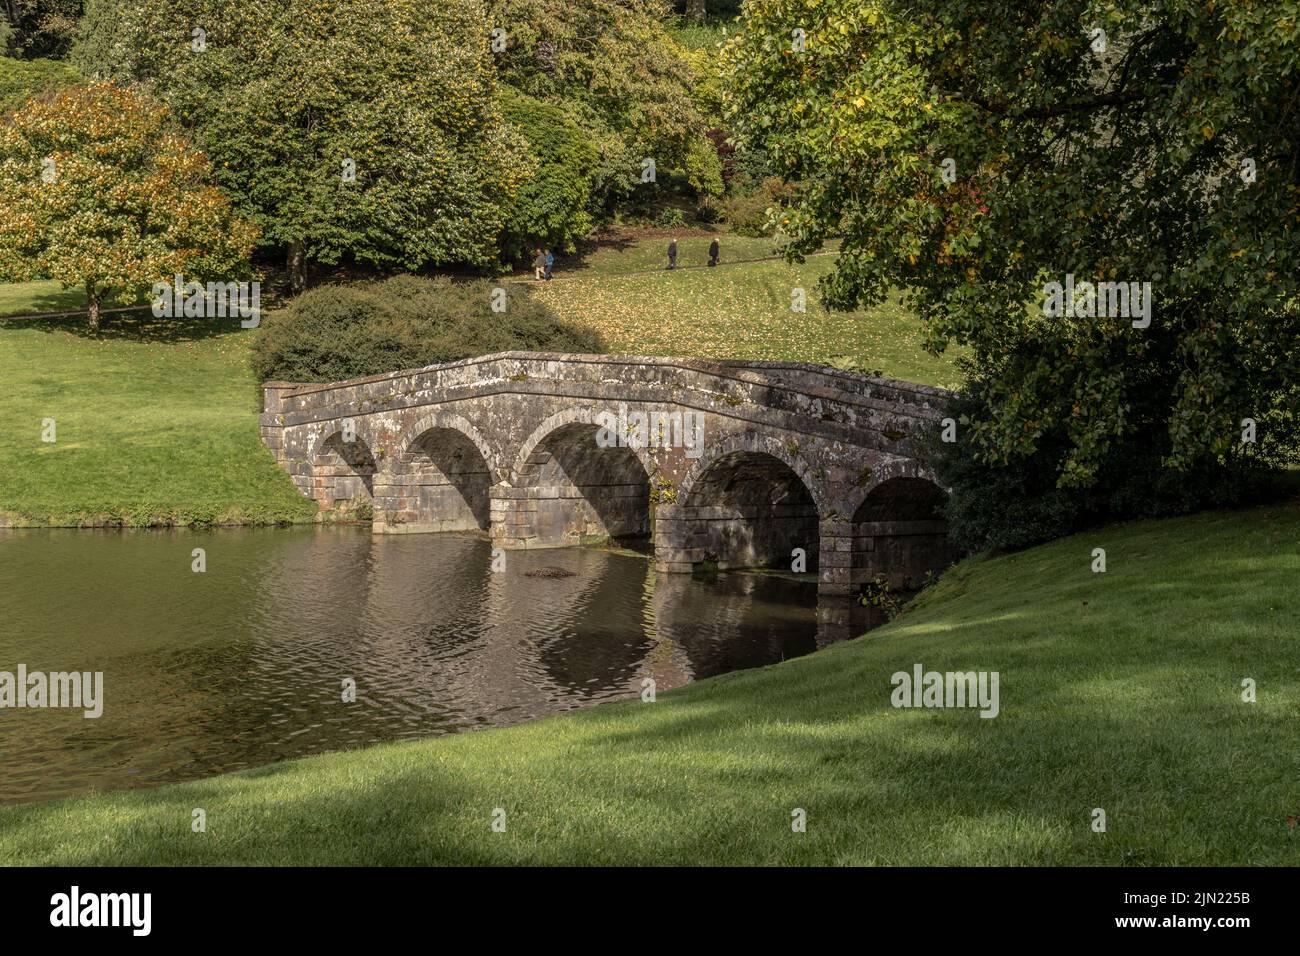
[854,96,866,108]
[1202,124,1214,139]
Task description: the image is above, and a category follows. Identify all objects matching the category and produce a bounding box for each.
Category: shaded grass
[1,502,1295,865]
[0,278,86,317]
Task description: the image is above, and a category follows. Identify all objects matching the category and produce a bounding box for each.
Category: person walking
[708,237,720,267]
[533,247,545,280]
[667,237,678,270]
[543,248,555,281]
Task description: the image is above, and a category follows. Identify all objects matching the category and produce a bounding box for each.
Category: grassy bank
[0,302,316,528]
[0,236,957,526]
[536,235,959,387]
[1,500,1295,865]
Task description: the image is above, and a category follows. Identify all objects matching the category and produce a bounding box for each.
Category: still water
[0,527,879,805]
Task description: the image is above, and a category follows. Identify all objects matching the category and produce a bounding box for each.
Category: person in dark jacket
[707,237,720,267]
[543,248,554,280]
[667,237,678,270]
[533,248,545,280]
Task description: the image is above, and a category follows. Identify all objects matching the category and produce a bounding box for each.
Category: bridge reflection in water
[0,527,893,805]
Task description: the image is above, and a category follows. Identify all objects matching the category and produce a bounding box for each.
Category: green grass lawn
[1,500,1295,865]
[0,278,87,315]
[0,237,957,525]
[534,236,959,387]
[0,302,316,527]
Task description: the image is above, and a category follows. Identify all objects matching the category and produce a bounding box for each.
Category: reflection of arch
[530,552,656,696]
[513,418,652,547]
[310,431,377,511]
[386,413,495,533]
[677,445,821,572]
[650,572,818,678]
[849,463,953,591]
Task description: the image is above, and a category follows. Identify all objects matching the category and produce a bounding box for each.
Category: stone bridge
[260,352,958,596]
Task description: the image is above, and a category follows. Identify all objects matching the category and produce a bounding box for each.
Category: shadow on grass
[0,308,252,344]
[2,505,1296,865]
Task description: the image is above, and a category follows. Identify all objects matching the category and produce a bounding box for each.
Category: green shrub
[923,381,1290,554]
[0,55,80,114]
[719,176,791,237]
[498,87,599,260]
[250,275,605,383]
[656,207,687,228]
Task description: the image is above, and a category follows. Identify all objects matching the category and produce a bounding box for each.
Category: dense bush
[719,176,790,237]
[0,55,79,112]
[251,275,605,383]
[498,88,599,260]
[923,379,1290,554]
[1,1,81,59]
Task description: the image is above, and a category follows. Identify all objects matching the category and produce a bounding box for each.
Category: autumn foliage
[0,80,255,331]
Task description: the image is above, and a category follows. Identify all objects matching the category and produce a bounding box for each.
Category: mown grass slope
[1,501,1294,865]
[0,305,315,527]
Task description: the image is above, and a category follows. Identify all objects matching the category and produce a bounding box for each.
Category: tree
[722,0,1300,503]
[487,0,719,213]
[497,88,599,258]
[1,1,82,59]
[686,0,707,23]
[77,0,529,292]
[0,81,255,332]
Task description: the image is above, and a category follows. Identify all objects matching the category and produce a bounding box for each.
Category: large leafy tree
[487,0,720,209]
[722,0,1300,494]
[0,81,255,331]
[77,0,529,291]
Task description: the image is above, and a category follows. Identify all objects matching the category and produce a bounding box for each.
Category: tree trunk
[687,0,707,23]
[86,285,100,335]
[287,239,306,295]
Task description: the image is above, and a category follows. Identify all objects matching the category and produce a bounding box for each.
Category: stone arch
[847,458,954,591]
[500,408,653,548]
[375,413,496,533]
[669,433,823,573]
[308,428,377,514]
[511,407,657,487]
[676,430,829,516]
[394,411,497,480]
